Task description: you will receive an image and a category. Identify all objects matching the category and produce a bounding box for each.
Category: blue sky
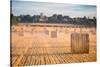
[11,0,96,18]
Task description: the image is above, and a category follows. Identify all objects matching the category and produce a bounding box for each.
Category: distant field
[11,23,96,66]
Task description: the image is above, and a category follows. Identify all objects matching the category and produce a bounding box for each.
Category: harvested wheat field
[11,23,96,66]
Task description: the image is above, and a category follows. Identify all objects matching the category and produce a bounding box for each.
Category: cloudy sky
[11,0,96,18]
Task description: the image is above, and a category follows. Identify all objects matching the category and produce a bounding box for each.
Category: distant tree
[82,16,89,25]
[63,16,70,23]
[10,13,18,25]
[57,14,63,22]
[52,14,58,22]
[83,16,87,19]
[93,16,96,27]
[18,15,33,22]
[48,14,58,23]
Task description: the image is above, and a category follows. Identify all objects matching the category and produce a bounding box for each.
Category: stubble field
[11,23,96,66]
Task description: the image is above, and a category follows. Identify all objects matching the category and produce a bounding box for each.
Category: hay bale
[71,33,89,53]
[51,31,57,38]
[81,33,89,53]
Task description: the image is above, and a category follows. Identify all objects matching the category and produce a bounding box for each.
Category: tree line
[11,13,96,27]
